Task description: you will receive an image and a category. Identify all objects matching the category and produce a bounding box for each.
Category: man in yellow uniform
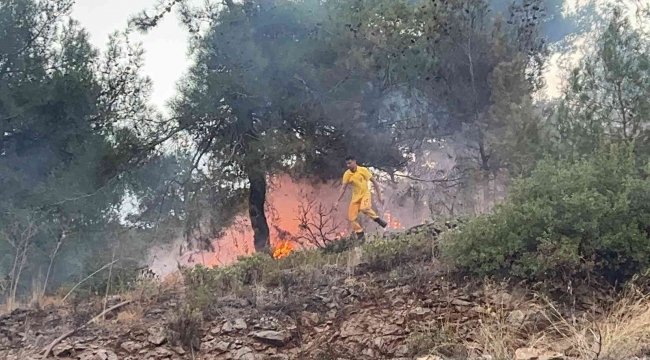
[335,156,388,240]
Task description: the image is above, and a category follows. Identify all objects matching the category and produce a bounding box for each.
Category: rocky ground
[2,225,650,360]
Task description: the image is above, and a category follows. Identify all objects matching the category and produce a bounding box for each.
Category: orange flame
[384,212,404,229]
[272,241,294,259]
[164,175,428,271]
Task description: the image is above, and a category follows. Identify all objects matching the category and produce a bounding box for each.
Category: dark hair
[345,155,356,161]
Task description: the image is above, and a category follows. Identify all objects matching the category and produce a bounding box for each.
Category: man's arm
[370,177,383,204]
[336,182,348,204]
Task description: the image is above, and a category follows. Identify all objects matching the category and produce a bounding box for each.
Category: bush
[442,145,650,284]
[180,249,344,313]
[167,302,202,349]
[362,232,435,271]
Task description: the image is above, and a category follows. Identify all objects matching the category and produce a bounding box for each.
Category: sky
[73,0,192,113]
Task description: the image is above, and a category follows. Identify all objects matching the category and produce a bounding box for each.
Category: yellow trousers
[348,194,378,233]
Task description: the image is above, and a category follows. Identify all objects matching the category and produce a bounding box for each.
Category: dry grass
[1,293,64,315]
[597,294,650,357]
[115,306,144,324]
[0,302,11,316]
[160,272,183,291]
[545,292,650,359]
[31,295,64,309]
[409,281,650,360]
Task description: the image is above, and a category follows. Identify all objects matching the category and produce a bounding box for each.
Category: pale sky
[73,0,192,112]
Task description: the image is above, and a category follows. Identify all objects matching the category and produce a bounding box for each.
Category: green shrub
[321,237,357,254]
[180,249,344,313]
[167,302,202,349]
[442,145,650,284]
[362,232,435,271]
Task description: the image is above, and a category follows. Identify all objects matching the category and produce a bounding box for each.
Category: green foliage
[180,246,376,315]
[321,237,357,254]
[0,0,164,301]
[181,252,291,311]
[554,10,650,161]
[361,233,434,271]
[167,302,203,349]
[443,145,650,284]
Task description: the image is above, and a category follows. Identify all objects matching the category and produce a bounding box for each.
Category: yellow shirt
[343,166,373,203]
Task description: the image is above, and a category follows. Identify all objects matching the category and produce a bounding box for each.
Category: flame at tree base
[272,241,294,259]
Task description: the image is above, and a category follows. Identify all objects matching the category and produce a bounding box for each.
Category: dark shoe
[374,218,388,228]
[356,231,365,245]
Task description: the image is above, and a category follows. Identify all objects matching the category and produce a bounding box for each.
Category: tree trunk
[248,171,270,253]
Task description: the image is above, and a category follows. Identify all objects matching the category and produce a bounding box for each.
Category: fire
[383,211,404,229]
[272,240,294,259]
[153,175,430,275]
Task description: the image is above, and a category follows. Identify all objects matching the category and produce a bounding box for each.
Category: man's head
[345,155,357,171]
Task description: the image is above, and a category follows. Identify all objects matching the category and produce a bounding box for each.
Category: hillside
[3,224,650,360]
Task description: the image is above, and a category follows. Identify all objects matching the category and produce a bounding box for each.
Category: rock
[340,320,364,338]
[409,307,432,318]
[78,353,96,360]
[391,297,406,306]
[97,350,119,360]
[540,353,565,360]
[232,346,254,359]
[362,348,376,357]
[257,315,281,330]
[301,311,320,326]
[52,343,73,357]
[507,310,526,325]
[514,348,541,360]
[251,330,291,346]
[269,355,290,360]
[451,298,473,307]
[201,340,230,353]
[120,341,144,353]
[417,356,445,360]
[234,318,248,330]
[78,350,118,360]
[147,327,167,346]
[393,344,411,357]
[74,343,89,351]
[380,324,402,335]
[515,347,565,360]
[326,309,337,319]
[150,347,173,358]
[216,341,231,353]
[373,335,400,351]
[491,292,513,306]
[222,321,234,333]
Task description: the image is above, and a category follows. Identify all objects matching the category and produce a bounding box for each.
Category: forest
[1,0,650,306]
